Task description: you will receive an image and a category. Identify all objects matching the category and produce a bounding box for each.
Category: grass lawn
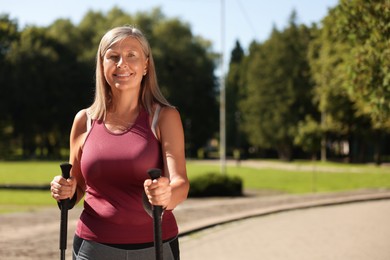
[0,161,61,184]
[0,160,389,213]
[0,190,56,213]
[0,161,66,213]
[187,160,390,193]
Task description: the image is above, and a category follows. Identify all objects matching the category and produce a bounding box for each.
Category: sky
[2,0,339,69]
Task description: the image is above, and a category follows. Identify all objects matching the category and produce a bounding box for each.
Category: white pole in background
[220,0,226,174]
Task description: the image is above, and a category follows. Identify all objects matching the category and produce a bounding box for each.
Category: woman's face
[103,37,148,92]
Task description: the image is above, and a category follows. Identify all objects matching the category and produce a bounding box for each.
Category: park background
[1,0,390,207]
[1,0,389,164]
[1,2,390,259]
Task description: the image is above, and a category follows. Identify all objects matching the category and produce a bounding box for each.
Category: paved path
[179,199,390,260]
[1,190,389,259]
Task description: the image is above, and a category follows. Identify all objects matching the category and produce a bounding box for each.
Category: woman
[50,25,189,260]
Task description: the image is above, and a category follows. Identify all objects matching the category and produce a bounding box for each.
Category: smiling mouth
[114,73,131,77]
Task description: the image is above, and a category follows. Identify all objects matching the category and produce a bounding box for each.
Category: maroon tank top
[77,108,178,244]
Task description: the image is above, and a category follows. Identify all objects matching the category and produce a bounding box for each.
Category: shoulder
[74,109,89,126]
[71,109,89,137]
[158,106,183,135]
[152,105,183,141]
[159,106,181,124]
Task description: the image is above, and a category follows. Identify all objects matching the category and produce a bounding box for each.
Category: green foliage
[239,12,315,160]
[308,0,390,163]
[188,172,243,197]
[226,41,247,154]
[294,115,322,157]
[152,18,218,155]
[1,3,390,162]
[335,0,390,130]
[0,15,19,158]
[0,7,218,159]
[308,14,356,135]
[6,25,90,158]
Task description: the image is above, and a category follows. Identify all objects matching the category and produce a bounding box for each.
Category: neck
[109,89,140,115]
[105,91,141,133]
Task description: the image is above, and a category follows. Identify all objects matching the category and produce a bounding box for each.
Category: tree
[308,1,389,163]
[1,7,218,159]
[226,40,246,156]
[336,0,390,129]
[6,24,91,158]
[239,12,315,160]
[307,9,366,162]
[151,18,219,156]
[335,0,390,163]
[294,115,322,160]
[0,14,19,158]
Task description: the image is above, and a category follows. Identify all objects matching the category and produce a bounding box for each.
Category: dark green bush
[189,172,243,197]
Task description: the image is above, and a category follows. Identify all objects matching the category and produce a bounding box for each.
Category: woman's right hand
[50,175,76,201]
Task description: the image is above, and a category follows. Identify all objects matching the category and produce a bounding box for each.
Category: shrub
[189,172,243,197]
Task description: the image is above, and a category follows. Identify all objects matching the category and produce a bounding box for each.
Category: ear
[143,58,149,75]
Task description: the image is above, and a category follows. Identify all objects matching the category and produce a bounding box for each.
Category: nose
[116,56,127,68]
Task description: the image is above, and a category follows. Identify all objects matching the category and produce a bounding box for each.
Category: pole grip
[147,168,162,180]
[147,168,164,212]
[60,163,72,179]
[59,162,72,209]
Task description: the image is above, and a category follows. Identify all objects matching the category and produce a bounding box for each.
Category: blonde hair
[89,25,171,120]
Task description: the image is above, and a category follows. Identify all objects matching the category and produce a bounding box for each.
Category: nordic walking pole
[59,163,72,260]
[147,168,163,260]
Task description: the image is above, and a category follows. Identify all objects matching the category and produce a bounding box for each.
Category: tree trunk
[277,143,292,161]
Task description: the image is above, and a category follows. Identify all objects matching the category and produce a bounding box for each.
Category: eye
[109,55,119,61]
[105,51,119,62]
[127,53,136,58]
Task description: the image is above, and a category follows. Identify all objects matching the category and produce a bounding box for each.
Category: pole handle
[147,168,163,210]
[147,168,162,180]
[60,163,72,179]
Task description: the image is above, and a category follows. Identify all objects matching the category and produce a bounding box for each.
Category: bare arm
[51,109,87,204]
[144,107,189,210]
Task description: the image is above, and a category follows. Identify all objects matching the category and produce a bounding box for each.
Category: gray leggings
[73,235,179,260]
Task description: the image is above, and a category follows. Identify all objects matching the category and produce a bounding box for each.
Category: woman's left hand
[144,177,172,208]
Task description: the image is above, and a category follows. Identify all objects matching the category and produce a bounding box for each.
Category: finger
[144,179,153,188]
[147,185,171,201]
[157,177,170,185]
[51,182,73,198]
[59,177,72,186]
[149,177,169,189]
[65,178,74,187]
[51,176,62,185]
[51,188,68,201]
[148,192,171,207]
[51,176,69,187]
[146,181,159,191]
[151,179,171,193]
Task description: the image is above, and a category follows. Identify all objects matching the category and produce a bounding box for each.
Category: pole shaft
[153,207,163,260]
